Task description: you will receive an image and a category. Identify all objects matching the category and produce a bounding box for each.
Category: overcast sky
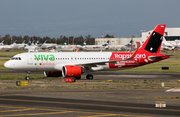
[0,0,180,38]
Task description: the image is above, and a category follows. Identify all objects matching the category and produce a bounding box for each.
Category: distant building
[142,28,180,41]
[95,37,141,48]
[96,27,180,48]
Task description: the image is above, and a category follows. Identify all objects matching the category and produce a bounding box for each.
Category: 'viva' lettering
[34,54,55,61]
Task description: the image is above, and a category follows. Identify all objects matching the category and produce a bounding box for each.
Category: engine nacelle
[62,65,83,78]
[44,71,62,77]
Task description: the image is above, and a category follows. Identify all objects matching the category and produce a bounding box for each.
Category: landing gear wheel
[86,74,93,80]
[25,71,30,80]
[25,76,30,80]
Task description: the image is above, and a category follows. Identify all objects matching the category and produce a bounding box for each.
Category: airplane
[0,40,5,46]
[81,40,110,50]
[24,38,40,51]
[4,24,170,80]
[62,40,68,45]
[161,37,175,50]
[168,40,180,48]
[76,40,87,49]
[0,40,11,50]
[102,40,110,47]
[56,40,68,48]
[9,40,17,49]
[106,40,134,50]
[10,40,27,49]
[56,40,76,51]
[41,40,57,49]
[93,40,110,49]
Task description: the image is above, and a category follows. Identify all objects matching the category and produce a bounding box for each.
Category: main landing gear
[86,74,93,80]
[25,71,30,80]
[74,74,93,80]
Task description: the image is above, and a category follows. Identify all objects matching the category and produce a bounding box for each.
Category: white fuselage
[4,52,118,72]
[41,43,57,49]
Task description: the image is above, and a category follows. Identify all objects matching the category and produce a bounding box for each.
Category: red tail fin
[136,41,141,48]
[139,24,166,53]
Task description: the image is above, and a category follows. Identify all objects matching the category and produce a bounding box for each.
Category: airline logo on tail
[81,40,87,46]
[102,40,109,46]
[62,40,68,45]
[126,40,133,47]
[1,40,5,45]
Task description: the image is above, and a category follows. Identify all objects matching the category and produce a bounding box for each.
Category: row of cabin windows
[34,57,124,61]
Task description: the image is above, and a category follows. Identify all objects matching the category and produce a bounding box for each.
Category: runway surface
[0,95,180,117]
[0,72,180,117]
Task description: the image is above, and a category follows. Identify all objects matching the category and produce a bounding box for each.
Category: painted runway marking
[0,105,151,117]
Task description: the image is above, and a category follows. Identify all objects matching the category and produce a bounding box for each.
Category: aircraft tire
[25,76,30,80]
[86,74,93,80]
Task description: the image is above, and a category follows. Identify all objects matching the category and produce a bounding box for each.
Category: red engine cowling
[44,71,62,77]
[62,65,83,78]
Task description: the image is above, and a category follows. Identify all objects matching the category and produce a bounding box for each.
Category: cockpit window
[11,57,21,60]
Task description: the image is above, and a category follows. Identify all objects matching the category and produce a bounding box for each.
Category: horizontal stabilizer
[148,55,173,60]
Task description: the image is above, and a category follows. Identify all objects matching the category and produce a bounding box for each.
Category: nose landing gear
[25,71,30,80]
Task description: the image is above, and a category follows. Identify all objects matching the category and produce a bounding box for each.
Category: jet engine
[44,71,62,77]
[62,65,83,78]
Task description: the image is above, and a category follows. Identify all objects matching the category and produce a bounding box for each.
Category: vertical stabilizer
[81,40,87,46]
[63,40,68,45]
[140,24,166,53]
[102,40,109,46]
[2,40,5,45]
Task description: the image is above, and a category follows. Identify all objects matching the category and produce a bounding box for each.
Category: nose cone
[4,61,11,69]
